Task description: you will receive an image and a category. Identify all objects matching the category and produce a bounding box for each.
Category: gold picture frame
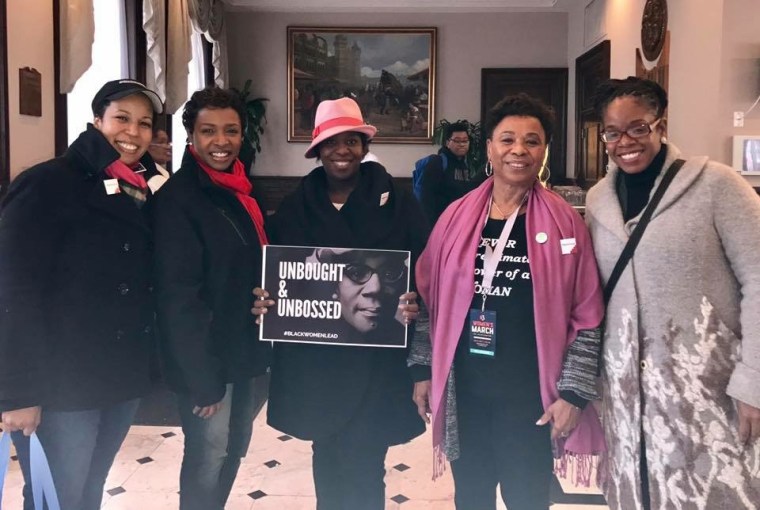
[287,26,437,144]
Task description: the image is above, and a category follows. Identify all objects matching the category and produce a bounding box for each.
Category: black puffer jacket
[152,148,271,407]
[0,125,159,412]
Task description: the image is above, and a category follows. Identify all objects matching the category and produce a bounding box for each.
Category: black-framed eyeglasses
[600,118,662,143]
[344,263,407,284]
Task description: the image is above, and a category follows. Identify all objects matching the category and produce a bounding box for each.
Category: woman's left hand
[396,291,419,325]
[737,399,760,444]
[536,398,581,440]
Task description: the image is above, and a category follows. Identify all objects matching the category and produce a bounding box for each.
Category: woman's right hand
[1,405,41,436]
[251,288,275,325]
[413,380,432,424]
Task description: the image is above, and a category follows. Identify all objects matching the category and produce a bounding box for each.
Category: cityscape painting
[287,27,437,143]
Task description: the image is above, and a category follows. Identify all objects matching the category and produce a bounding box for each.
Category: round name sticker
[535,232,548,244]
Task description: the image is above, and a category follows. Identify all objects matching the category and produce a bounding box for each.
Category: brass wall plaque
[19,67,42,117]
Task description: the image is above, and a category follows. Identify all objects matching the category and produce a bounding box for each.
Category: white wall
[7,0,55,180]
[226,11,568,177]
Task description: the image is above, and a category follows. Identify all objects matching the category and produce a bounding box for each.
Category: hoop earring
[538,165,551,186]
[485,161,493,177]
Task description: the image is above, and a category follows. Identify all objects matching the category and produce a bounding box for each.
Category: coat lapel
[88,176,150,232]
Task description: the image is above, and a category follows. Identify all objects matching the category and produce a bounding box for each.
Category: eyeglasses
[600,118,662,143]
[344,263,407,284]
[448,138,470,145]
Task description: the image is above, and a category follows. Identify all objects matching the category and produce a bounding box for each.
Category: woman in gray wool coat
[585,77,760,510]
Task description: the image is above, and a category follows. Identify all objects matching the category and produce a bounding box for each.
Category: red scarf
[104,160,148,190]
[189,145,269,245]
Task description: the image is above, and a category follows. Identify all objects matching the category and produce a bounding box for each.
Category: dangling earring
[485,161,493,177]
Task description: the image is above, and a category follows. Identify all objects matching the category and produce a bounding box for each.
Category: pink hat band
[304,97,377,158]
[312,116,365,139]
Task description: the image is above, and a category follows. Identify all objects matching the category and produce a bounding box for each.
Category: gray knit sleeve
[557,327,602,401]
[408,301,432,367]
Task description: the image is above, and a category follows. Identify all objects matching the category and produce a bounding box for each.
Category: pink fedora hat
[304,97,377,158]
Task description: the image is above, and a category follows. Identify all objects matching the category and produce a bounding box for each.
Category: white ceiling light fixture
[221,0,560,13]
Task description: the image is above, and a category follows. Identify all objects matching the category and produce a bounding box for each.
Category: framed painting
[287,26,437,144]
[733,135,760,174]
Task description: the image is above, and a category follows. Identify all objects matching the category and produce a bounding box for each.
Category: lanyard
[480,192,528,310]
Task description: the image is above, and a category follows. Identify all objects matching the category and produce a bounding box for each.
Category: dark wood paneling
[481,68,569,185]
[124,0,147,83]
[52,0,68,155]
[575,40,610,188]
[0,0,9,194]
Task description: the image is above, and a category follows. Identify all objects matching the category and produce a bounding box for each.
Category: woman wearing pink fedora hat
[253,97,429,510]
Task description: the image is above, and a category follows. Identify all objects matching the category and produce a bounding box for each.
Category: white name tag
[104,179,121,195]
[379,191,389,206]
[560,237,576,255]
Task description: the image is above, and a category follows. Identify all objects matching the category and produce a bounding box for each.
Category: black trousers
[451,391,553,510]
[311,429,389,510]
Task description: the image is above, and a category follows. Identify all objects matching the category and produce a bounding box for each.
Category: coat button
[116,329,125,340]
[640,360,648,370]
[122,242,131,252]
[117,283,130,295]
[143,325,152,334]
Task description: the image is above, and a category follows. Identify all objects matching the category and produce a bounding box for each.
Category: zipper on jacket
[218,208,249,246]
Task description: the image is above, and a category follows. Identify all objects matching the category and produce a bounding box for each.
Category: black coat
[152,148,270,407]
[0,126,158,412]
[266,162,429,444]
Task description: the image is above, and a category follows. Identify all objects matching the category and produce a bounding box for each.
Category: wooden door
[575,40,610,188]
[481,68,568,185]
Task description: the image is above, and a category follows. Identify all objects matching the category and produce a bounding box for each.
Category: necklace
[491,199,518,219]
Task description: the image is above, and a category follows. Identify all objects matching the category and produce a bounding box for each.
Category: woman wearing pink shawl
[411,94,606,510]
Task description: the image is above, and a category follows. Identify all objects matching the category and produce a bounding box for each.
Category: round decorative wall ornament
[641,0,668,62]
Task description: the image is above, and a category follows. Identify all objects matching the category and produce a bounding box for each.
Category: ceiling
[221,0,564,13]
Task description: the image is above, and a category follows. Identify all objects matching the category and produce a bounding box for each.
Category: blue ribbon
[0,431,60,510]
[0,431,11,506]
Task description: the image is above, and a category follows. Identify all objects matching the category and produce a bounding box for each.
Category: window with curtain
[171,32,207,170]
[66,0,128,145]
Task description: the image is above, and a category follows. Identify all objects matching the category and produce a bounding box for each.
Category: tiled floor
[2,404,609,509]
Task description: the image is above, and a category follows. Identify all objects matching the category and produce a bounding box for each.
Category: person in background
[418,121,485,226]
[585,77,760,510]
[252,97,427,510]
[152,87,271,510]
[412,93,605,510]
[0,79,163,510]
[146,128,172,192]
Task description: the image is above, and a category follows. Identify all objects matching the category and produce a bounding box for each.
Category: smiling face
[93,94,154,167]
[318,131,368,185]
[189,107,243,171]
[487,115,547,189]
[602,96,665,175]
[337,254,406,334]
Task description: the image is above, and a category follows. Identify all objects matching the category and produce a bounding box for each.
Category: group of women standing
[0,75,758,510]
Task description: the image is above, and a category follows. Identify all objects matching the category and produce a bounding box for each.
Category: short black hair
[593,77,668,119]
[182,87,246,133]
[444,122,470,140]
[484,93,555,143]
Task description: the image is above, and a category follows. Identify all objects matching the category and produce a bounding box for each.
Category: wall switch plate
[734,111,745,127]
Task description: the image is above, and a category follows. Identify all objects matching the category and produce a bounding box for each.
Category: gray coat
[586,144,760,510]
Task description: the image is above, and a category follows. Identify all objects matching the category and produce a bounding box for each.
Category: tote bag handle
[0,431,61,510]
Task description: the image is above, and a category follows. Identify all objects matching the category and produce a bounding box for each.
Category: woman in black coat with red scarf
[253,97,429,510]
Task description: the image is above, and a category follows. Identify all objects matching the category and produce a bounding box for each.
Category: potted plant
[232,79,269,167]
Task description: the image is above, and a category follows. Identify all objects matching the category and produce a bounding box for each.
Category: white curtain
[59,0,95,94]
[165,0,193,114]
[205,0,228,87]
[142,0,166,102]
